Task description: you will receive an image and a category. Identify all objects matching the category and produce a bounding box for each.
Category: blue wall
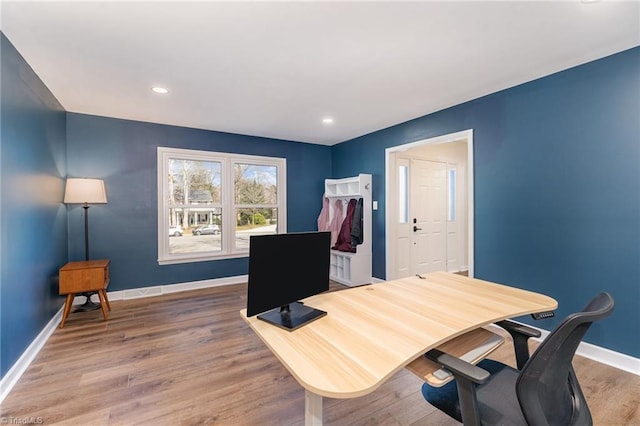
[0,34,68,376]
[66,113,332,291]
[332,47,640,358]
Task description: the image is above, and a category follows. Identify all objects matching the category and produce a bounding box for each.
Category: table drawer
[59,260,110,294]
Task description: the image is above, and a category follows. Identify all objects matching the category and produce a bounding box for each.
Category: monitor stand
[257,302,327,331]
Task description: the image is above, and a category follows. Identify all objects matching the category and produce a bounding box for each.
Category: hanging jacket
[317,196,330,232]
[333,198,357,253]
[328,199,343,246]
[351,197,364,248]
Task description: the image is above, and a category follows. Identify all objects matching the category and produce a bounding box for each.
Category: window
[158,147,286,264]
[398,164,409,224]
[448,168,456,222]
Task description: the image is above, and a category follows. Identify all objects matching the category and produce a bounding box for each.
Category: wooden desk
[59,259,111,328]
[240,271,557,425]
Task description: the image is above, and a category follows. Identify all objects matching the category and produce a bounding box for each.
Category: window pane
[168,159,221,208]
[168,207,223,254]
[448,169,456,221]
[398,165,408,223]
[235,163,277,205]
[167,158,222,255]
[235,208,278,250]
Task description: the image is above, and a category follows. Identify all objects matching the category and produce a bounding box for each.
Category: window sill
[158,251,249,265]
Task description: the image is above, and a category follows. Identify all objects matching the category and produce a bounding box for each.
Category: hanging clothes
[351,198,364,248]
[317,196,330,232]
[327,199,343,246]
[333,198,357,253]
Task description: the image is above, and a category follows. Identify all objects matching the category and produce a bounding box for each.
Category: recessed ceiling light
[322,117,334,125]
[152,87,169,94]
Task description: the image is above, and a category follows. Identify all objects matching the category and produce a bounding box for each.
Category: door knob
[413,225,422,232]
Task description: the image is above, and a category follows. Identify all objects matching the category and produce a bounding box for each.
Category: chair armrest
[495,320,541,369]
[425,349,489,426]
[425,349,490,384]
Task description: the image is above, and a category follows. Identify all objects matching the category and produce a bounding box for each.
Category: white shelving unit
[324,174,372,287]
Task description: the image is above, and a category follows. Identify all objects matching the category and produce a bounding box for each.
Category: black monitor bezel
[246,231,331,330]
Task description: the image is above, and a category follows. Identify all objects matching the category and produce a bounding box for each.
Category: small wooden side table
[59,259,111,328]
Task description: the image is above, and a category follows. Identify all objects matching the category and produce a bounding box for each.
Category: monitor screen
[247,231,331,330]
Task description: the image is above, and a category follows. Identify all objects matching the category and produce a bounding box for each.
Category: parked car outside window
[169,226,183,237]
[193,224,220,235]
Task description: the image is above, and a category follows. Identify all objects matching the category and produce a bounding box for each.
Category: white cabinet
[324,174,372,286]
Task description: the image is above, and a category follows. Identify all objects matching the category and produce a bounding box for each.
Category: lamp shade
[64,178,108,204]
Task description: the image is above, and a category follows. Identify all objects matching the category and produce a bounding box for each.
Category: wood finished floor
[2,283,639,425]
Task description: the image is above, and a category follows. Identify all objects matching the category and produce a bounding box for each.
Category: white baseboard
[108,275,248,300]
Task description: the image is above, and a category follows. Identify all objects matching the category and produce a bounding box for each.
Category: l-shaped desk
[240,271,557,425]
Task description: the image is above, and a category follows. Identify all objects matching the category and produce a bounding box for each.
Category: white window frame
[157,147,287,265]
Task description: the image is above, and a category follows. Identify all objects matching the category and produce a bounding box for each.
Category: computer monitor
[247,231,331,331]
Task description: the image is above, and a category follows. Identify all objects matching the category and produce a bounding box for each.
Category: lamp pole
[83,202,90,261]
[76,202,100,311]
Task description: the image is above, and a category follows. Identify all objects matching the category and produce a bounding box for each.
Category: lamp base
[74,292,101,312]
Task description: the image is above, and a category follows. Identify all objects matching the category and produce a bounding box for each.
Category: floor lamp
[64,178,108,311]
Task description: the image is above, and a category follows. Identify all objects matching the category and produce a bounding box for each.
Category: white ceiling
[1,1,638,146]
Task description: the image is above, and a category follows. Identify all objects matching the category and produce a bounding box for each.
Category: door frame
[385,129,474,279]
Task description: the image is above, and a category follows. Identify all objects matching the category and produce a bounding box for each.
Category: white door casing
[385,129,474,280]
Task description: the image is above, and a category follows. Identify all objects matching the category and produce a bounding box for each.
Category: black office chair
[421,292,614,426]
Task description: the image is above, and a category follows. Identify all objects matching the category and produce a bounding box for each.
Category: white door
[410,159,447,275]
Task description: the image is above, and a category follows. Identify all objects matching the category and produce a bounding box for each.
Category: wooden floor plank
[2,282,638,425]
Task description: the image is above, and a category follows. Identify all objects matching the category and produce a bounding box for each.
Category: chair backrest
[516,292,614,426]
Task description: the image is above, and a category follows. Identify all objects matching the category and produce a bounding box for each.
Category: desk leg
[305,390,322,426]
